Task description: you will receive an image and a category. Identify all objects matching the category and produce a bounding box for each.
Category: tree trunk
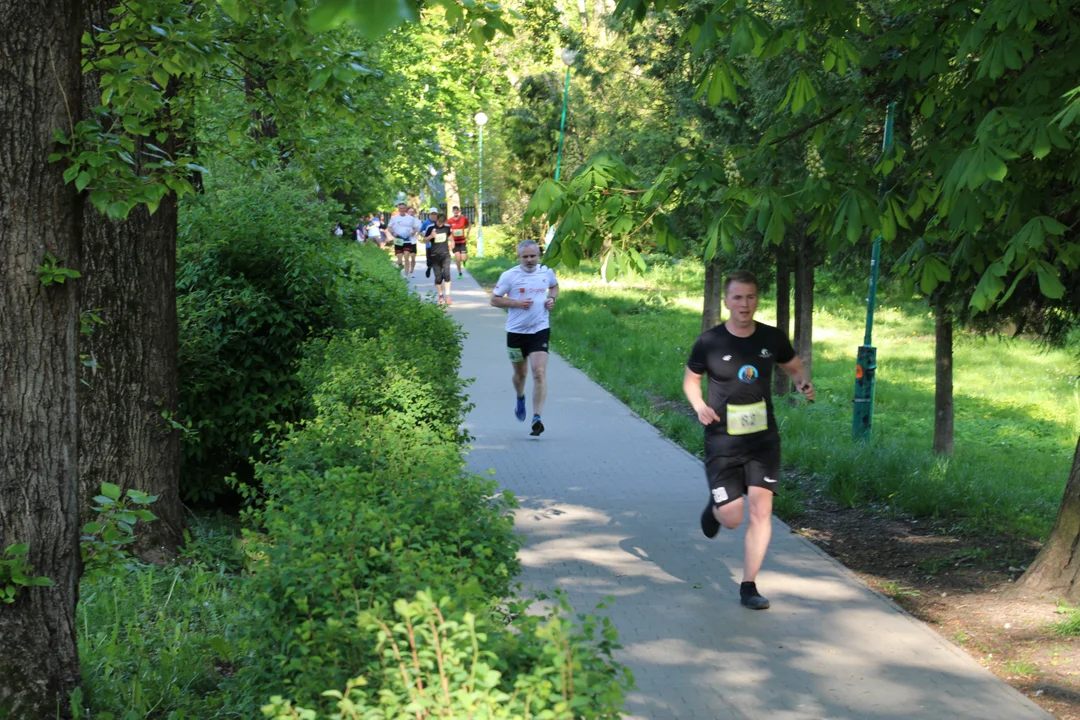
[245,70,279,142]
[793,231,814,379]
[773,244,792,397]
[79,0,185,558]
[933,298,954,456]
[702,253,723,331]
[1013,435,1080,600]
[0,1,84,715]
[443,164,462,211]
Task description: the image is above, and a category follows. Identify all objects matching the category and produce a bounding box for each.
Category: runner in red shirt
[447,206,470,279]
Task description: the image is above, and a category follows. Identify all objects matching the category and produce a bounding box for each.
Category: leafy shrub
[261,592,631,720]
[177,172,359,501]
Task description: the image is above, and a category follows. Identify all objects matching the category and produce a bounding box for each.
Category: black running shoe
[425,266,431,278]
[530,415,544,436]
[700,503,720,538]
[740,582,770,610]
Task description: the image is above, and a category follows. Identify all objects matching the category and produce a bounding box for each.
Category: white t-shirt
[386,214,421,242]
[492,265,558,334]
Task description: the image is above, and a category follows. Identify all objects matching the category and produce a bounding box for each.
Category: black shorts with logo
[704,440,781,508]
[506,328,550,363]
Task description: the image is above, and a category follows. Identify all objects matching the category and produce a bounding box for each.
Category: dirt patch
[783,471,1080,720]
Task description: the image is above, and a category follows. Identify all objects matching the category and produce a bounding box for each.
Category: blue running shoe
[515,396,526,422]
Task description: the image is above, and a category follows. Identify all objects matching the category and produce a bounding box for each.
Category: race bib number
[452,228,464,237]
[727,400,768,435]
[507,347,524,363]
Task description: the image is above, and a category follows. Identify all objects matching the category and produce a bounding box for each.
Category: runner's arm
[683,367,720,426]
[777,356,815,401]
[491,293,526,309]
[544,282,559,310]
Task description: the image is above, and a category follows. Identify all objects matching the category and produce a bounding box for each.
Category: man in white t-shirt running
[385,203,421,274]
[490,240,559,436]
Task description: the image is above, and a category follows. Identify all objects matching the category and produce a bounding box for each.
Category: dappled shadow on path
[509,497,1049,720]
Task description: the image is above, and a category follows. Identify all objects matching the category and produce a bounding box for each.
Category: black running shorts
[506,328,550,363]
[429,255,452,283]
[394,244,405,255]
[454,243,468,258]
[402,242,416,253]
[704,441,781,507]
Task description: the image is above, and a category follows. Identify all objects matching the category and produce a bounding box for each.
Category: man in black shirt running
[683,270,814,610]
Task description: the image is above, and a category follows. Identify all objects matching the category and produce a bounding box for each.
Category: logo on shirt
[738,365,759,383]
[759,348,772,358]
[722,355,732,362]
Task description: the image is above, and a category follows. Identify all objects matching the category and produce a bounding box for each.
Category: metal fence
[438,202,502,225]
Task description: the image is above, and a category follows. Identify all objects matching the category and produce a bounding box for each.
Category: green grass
[470,226,1079,541]
[76,514,256,718]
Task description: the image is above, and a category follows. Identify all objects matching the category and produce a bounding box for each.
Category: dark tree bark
[0,0,84,715]
[1013,435,1080,600]
[773,243,792,397]
[793,230,815,379]
[933,298,954,456]
[78,0,185,557]
[702,253,723,332]
[245,70,279,142]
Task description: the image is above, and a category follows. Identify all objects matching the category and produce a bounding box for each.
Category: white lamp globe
[560,48,578,67]
[474,112,488,126]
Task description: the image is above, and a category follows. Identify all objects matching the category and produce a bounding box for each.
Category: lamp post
[852,102,897,440]
[474,111,488,258]
[554,48,577,182]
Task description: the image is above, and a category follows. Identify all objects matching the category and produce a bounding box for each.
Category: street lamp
[474,111,488,259]
[544,49,577,248]
[555,48,577,182]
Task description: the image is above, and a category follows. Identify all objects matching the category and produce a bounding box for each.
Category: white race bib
[727,400,768,435]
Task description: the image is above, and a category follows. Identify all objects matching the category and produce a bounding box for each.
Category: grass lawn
[467,226,1079,540]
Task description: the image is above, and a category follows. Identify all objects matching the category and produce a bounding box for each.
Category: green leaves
[831,189,879,245]
[778,71,819,114]
[523,178,564,224]
[1,542,55,604]
[38,253,82,287]
[307,0,417,35]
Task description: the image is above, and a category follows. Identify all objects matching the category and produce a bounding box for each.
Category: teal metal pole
[477,123,484,258]
[852,102,896,440]
[554,66,571,182]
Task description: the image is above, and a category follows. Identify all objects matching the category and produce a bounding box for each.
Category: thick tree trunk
[793,231,814,379]
[1013,435,1080,600]
[79,0,185,558]
[773,244,792,397]
[443,164,462,211]
[0,1,84,715]
[702,253,723,331]
[933,299,954,456]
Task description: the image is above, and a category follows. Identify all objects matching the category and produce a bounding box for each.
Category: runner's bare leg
[529,351,548,417]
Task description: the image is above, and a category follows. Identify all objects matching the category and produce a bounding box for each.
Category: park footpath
[407,258,1052,720]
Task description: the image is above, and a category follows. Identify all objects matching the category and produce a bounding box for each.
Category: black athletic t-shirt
[427,224,452,259]
[686,322,796,456]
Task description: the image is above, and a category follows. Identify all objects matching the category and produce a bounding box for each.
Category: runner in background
[448,206,470,279]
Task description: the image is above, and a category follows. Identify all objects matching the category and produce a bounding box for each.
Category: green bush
[261,593,631,720]
[177,173,366,502]
[235,353,518,708]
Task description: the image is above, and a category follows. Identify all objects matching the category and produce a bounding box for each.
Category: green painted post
[852,103,896,440]
[555,66,571,182]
